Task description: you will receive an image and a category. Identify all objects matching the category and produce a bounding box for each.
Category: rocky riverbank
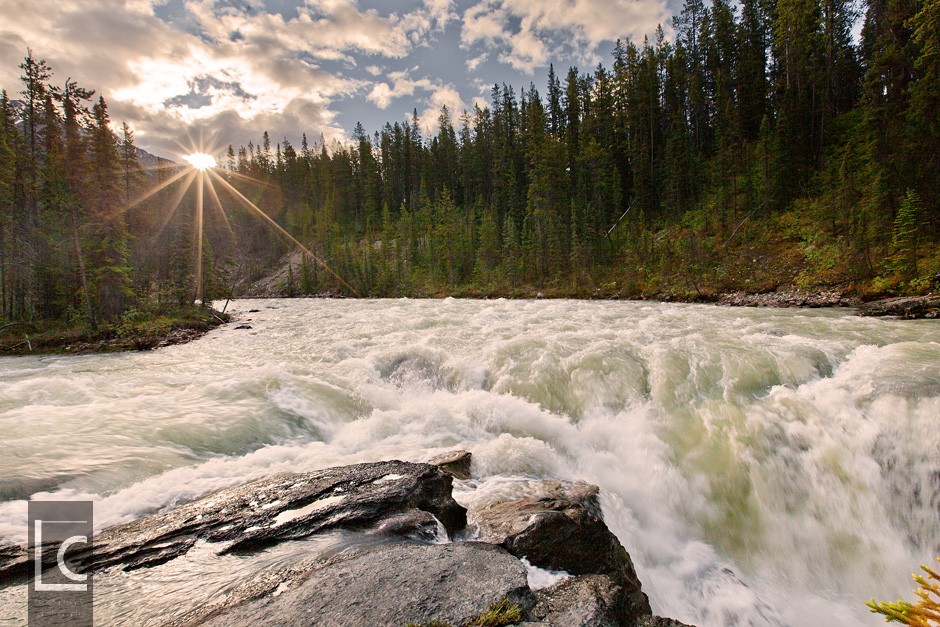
[856,294,940,319]
[0,308,229,356]
[0,452,689,626]
[715,290,940,319]
[715,290,859,308]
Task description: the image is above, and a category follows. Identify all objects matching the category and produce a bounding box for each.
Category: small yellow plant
[468,597,522,627]
[867,559,940,626]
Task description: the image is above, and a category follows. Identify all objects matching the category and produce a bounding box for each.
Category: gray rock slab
[0,460,466,584]
[198,541,533,627]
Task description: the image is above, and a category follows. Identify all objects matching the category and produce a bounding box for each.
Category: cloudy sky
[0,0,674,159]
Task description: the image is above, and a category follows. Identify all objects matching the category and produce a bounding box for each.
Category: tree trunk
[70,208,95,328]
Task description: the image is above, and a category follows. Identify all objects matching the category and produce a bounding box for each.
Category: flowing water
[1,299,938,625]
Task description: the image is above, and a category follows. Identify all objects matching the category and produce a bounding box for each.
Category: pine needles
[867,558,940,626]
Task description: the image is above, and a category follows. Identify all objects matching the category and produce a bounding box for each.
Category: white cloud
[0,0,442,156]
[466,54,486,71]
[499,19,547,73]
[502,0,669,45]
[366,69,466,134]
[417,84,464,132]
[368,71,436,109]
[461,0,670,74]
[186,0,416,60]
[423,0,455,30]
[0,0,674,156]
[461,3,508,45]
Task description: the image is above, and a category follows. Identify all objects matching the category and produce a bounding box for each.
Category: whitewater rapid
[1,299,938,625]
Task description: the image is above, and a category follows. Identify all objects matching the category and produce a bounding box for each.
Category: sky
[0,0,675,160]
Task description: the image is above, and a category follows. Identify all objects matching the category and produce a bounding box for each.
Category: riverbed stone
[198,541,534,627]
[428,449,473,479]
[471,480,651,622]
[717,290,857,309]
[859,295,940,319]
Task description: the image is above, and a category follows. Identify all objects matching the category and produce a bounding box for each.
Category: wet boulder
[428,449,473,480]
[531,574,630,626]
[471,480,651,622]
[859,295,940,319]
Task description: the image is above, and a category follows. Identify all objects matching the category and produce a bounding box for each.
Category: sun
[183,152,217,170]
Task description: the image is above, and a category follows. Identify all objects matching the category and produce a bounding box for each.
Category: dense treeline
[1,0,938,325]
[225,0,937,298]
[0,51,209,327]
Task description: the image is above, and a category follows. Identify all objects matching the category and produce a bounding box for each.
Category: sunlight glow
[183,153,217,170]
[126,140,359,302]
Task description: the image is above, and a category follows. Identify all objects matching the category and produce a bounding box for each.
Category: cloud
[461,0,670,74]
[417,84,464,132]
[366,68,466,134]
[0,0,674,157]
[461,3,508,45]
[367,71,436,110]
[185,0,416,60]
[0,0,449,157]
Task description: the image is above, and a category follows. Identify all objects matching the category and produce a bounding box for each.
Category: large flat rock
[0,460,466,583]
[1,460,690,626]
[197,541,533,627]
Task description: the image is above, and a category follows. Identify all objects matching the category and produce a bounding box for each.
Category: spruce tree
[86,97,130,322]
[60,78,96,325]
[892,189,921,279]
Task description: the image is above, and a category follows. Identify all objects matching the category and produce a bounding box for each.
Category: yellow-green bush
[868,558,940,626]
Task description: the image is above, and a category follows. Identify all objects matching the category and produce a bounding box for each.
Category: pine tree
[59,78,96,325]
[861,0,919,216]
[18,50,53,222]
[0,91,18,320]
[300,253,315,295]
[286,261,296,297]
[86,96,131,322]
[737,0,771,141]
[891,189,921,279]
[773,0,825,201]
[906,0,940,236]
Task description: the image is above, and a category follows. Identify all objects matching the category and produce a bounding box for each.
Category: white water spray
[0,299,937,625]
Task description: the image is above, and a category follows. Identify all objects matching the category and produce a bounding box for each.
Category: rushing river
[1,299,938,625]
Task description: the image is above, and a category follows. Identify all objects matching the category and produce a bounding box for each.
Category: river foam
[1,298,938,625]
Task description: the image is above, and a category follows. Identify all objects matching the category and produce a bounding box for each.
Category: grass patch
[404,597,523,627]
[467,598,523,627]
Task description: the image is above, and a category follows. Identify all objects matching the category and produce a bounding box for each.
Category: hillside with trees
[219,0,940,300]
[1,0,938,343]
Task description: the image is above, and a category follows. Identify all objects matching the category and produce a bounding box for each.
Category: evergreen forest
[1,0,938,333]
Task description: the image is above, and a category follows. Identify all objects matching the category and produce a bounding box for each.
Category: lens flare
[126,138,358,303]
[183,153,217,170]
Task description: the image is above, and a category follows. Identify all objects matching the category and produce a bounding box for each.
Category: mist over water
[1,299,938,625]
